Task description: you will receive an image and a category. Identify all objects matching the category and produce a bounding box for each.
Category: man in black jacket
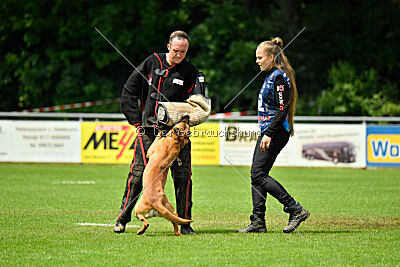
[114,31,204,234]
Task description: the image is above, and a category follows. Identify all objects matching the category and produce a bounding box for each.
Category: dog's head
[170,116,190,148]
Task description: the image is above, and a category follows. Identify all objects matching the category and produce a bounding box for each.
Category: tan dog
[134,117,193,235]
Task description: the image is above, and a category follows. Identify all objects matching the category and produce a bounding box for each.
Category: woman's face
[256,46,274,71]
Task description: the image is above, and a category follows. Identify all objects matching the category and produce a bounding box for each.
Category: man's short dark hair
[169,31,190,44]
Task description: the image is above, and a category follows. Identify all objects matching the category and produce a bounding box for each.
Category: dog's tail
[154,203,193,225]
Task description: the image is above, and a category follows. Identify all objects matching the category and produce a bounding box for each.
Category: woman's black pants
[250,131,296,219]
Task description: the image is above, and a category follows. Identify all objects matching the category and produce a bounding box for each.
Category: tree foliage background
[1,0,399,115]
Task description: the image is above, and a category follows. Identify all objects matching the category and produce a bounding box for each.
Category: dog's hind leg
[163,196,179,217]
[136,215,149,235]
[163,196,181,235]
[162,196,182,235]
[172,222,181,236]
[162,196,182,236]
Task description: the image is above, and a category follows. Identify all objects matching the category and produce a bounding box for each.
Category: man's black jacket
[121,53,201,128]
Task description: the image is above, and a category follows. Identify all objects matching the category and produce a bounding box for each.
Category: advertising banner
[220,123,366,168]
[81,122,137,164]
[366,125,400,167]
[0,120,13,161]
[1,119,386,169]
[220,123,259,166]
[280,124,366,167]
[191,122,220,165]
[10,121,81,163]
[81,122,219,165]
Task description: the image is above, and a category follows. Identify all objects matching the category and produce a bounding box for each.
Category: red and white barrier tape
[16,97,254,118]
[17,98,120,112]
[209,110,256,119]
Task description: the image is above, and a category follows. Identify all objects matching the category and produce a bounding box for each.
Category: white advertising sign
[0,120,14,161]
[220,123,259,166]
[277,124,366,168]
[220,123,366,168]
[11,121,81,163]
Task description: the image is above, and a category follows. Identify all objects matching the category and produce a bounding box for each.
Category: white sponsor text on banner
[0,121,13,161]
[8,121,81,163]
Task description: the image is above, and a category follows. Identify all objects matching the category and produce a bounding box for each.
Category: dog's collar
[167,131,187,148]
[166,130,180,142]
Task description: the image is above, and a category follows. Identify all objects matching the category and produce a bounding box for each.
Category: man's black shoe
[113,222,126,233]
[235,215,267,233]
[181,224,196,235]
[283,203,310,233]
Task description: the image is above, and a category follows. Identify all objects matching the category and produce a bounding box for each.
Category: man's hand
[260,135,271,152]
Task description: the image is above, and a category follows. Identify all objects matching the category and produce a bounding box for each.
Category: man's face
[167,38,189,65]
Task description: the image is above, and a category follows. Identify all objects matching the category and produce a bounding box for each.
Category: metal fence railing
[0,112,399,124]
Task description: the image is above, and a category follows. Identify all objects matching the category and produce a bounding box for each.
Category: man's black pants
[116,128,193,224]
[250,131,296,219]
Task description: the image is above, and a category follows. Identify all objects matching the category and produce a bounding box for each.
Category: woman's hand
[260,135,271,152]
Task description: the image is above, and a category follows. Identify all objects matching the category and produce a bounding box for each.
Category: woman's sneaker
[235,214,267,233]
[283,203,310,233]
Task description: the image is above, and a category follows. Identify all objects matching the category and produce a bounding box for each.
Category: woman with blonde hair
[236,37,310,233]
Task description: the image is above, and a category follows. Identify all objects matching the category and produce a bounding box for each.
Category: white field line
[61,181,96,184]
[77,223,139,228]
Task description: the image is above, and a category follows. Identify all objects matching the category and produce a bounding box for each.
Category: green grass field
[1,163,399,266]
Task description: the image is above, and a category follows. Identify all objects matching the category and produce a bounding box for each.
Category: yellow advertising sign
[190,122,220,165]
[81,121,220,165]
[367,134,400,163]
[81,122,137,164]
